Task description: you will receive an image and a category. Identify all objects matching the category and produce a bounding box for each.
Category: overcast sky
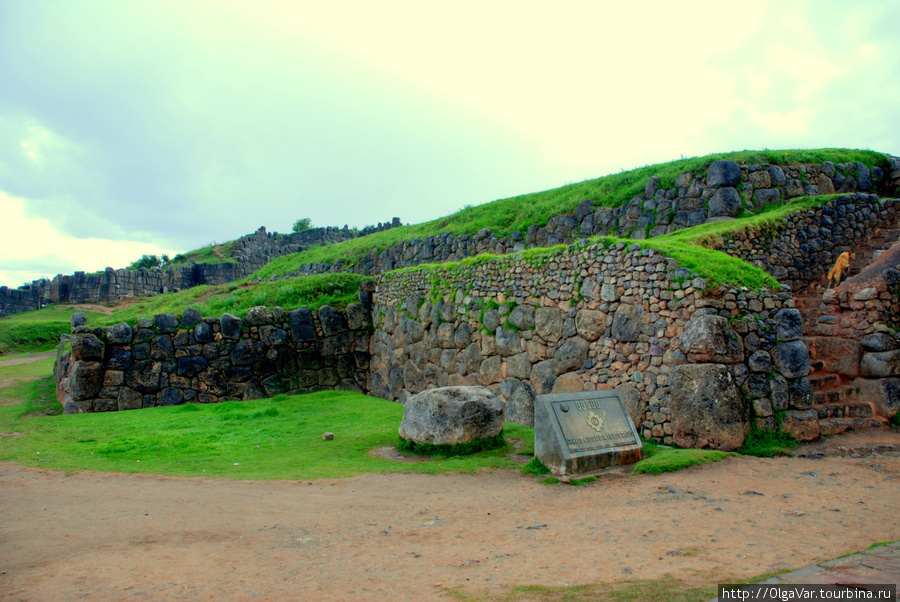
[1,0,899,288]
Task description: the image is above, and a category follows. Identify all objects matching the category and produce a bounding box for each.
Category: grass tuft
[630,439,734,475]
[397,433,507,457]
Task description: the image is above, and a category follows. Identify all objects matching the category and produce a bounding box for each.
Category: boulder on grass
[399,386,504,446]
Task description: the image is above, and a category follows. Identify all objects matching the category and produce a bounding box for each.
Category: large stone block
[774,308,804,342]
[772,340,811,379]
[853,377,900,417]
[575,310,606,341]
[554,337,589,374]
[508,305,535,331]
[71,333,104,361]
[154,313,179,333]
[535,307,562,342]
[860,350,900,378]
[106,323,133,345]
[706,160,742,187]
[318,305,348,336]
[125,360,162,394]
[610,304,643,342]
[220,313,243,339]
[71,360,103,401]
[289,307,316,341]
[806,336,860,378]
[670,363,748,451]
[398,386,504,446]
[708,187,742,218]
[679,315,743,363]
[495,326,522,356]
[506,381,536,426]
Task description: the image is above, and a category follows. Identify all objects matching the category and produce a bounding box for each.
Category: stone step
[814,401,872,419]
[818,417,886,438]
[809,373,841,390]
[813,386,859,405]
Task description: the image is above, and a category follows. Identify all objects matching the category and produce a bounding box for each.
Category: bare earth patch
[1,453,898,600]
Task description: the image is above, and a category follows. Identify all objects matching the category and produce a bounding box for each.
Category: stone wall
[1,219,402,318]
[370,241,803,447]
[713,194,899,291]
[0,284,42,317]
[54,290,374,414]
[271,157,899,279]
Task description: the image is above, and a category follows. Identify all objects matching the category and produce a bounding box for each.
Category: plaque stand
[535,389,643,477]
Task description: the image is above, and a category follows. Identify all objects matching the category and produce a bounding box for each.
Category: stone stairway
[793,224,900,436]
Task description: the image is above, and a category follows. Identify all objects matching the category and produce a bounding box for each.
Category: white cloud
[0,191,178,287]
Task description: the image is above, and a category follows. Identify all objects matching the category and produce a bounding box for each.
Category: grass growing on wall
[85,273,366,327]
[244,149,888,276]
[167,240,237,268]
[0,306,106,355]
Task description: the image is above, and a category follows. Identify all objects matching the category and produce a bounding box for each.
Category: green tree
[128,254,163,270]
[292,218,313,233]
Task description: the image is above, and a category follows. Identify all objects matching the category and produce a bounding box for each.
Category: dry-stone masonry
[1,220,402,318]
[370,241,806,449]
[54,292,373,414]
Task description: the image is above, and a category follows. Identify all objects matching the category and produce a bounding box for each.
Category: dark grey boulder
[193,321,213,344]
[861,333,899,352]
[106,323,133,345]
[679,315,743,363]
[260,325,288,346]
[708,187,743,218]
[154,313,179,333]
[399,386,504,446]
[772,340,811,379]
[231,339,266,366]
[71,312,88,328]
[103,347,133,371]
[318,305,348,336]
[495,327,522,357]
[774,308,804,342]
[748,350,772,373]
[158,387,185,406]
[554,337,589,374]
[788,376,814,410]
[290,307,316,341]
[707,160,742,188]
[244,306,273,327]
[506,381,536,426]
[71,333,104,361]
[670,363,748,451]
[220,313,243,339]
[181,308,202,329]
[71,361,103,401]
[125,360,162,394]
[177,356,209,378]
[610,304,643,342]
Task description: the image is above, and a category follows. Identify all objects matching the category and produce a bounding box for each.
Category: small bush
[521,456,551,476]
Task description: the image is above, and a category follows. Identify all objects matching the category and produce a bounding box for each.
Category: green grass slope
[251,148,889,276]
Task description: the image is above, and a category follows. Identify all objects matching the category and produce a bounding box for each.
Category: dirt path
[2,454,899,600]
[0,351,56,368]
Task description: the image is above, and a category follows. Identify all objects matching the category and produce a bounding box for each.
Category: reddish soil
[2,450,899,600]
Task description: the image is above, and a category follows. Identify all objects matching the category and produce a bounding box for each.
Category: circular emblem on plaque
[560,403,570,412]
[586,411,604,433]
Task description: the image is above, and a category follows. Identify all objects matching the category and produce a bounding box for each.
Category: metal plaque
[535,389,642,476]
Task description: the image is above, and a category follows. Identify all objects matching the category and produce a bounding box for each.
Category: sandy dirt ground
[2,451,899,601]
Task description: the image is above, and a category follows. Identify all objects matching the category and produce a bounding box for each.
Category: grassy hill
[250,148,889,277]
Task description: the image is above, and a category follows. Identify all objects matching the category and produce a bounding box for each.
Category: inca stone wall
[370,241,810,447]
[0,285,42,317]
[713,194,899,291]
[0,219,402,318]
[54,287,374,414]
[271,157,900,279]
